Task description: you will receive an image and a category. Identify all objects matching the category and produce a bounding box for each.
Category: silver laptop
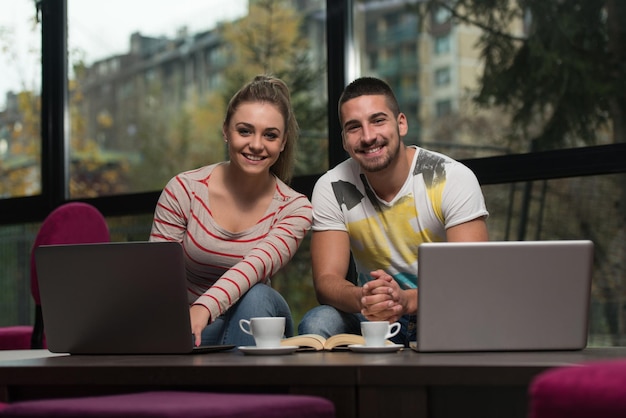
[35,241,234,354]
[412,240,594,352]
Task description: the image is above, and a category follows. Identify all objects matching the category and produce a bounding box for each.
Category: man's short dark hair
[338,77,401,123]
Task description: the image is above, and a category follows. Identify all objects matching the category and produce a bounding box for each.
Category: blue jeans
[298,305,416,347]
[200,283,294,347]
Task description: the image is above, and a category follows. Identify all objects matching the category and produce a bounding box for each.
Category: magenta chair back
[0,391,336,418]
[0,327,33,350]
[0,203,110,350]
[529,358,626,418]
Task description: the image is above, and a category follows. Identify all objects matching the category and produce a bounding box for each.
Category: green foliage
[125,81,226,192]
[69,62,134,197]
[431,0,625,149]
[221,0,328,176]
[0,91,41,197]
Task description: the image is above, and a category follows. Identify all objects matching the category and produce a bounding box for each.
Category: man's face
[340,94,408,173]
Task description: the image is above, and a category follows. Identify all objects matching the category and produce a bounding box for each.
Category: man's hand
[360,270,406,322]
[190,304,211,347]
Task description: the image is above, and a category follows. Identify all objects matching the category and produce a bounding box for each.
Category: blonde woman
[150,75,312,347]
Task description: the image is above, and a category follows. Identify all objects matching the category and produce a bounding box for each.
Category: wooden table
[1,347,625,418]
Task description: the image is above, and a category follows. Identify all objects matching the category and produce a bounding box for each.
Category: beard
[357,136,401,173]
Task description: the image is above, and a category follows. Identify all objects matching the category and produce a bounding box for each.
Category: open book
[280,333,366,351]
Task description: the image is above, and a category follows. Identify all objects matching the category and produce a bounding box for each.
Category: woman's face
[223,101,286,177]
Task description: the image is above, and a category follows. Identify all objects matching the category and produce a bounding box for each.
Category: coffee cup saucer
[238,345,299,355]
[347,343,403,353]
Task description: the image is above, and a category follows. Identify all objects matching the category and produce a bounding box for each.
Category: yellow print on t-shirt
[347,195,430,272]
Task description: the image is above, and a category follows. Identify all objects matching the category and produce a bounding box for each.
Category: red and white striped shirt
[149,163,313,322]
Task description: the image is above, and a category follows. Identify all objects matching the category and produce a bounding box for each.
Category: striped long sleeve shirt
[149,163,313,322]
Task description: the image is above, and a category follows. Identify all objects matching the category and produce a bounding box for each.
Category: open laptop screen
[414,240,593,352]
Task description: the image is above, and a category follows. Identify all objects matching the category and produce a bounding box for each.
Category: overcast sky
[1,0,247,109]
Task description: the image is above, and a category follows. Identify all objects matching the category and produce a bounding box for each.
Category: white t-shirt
[311,146,489,289]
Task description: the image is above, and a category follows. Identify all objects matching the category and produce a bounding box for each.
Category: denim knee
[239,284,289,313]
[298,305,360,337]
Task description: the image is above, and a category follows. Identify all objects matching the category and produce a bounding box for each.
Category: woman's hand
[190,304,211,347]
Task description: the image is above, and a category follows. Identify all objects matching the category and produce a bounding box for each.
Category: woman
[150,75,312,347]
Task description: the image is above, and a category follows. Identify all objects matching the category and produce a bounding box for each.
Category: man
[298,77,489,346]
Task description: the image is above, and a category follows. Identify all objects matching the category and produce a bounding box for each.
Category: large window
[67,0,328,198]
[0,0,42,199]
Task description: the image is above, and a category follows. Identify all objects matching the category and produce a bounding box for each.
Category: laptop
[35,241,235,354]
[412,240,594,352]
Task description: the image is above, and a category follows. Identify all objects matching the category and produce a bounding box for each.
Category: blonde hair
[223,75,298,184]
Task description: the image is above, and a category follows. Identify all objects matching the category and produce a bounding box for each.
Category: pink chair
[0,391,336,417]
[0,202,110,350]
[0,327,33,350]
[528,358,626,418]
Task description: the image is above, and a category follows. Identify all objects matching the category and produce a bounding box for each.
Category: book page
[281,334,326,351]
[324,333,365,350]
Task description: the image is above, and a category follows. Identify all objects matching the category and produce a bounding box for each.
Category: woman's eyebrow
[235,122,281,133]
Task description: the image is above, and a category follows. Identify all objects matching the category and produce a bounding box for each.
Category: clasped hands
[360,269,410,323]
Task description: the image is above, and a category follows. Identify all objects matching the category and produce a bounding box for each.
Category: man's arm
[446,217,489,242]
[310,230,363,313]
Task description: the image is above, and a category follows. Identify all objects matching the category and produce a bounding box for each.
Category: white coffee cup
[361,321,401,347]
[238,317,285,348]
